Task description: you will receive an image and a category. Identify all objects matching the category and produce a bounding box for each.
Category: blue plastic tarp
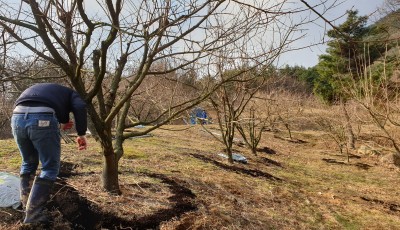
[190,107,209,124]
[0,172,20,209]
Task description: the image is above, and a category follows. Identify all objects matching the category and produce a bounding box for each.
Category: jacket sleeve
[70,91,87,136]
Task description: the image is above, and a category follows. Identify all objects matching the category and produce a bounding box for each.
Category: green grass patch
[8,155,22,168]
[81,158,103,165]
[123,147,148,159]
[334,213,360,230]
[0,140,19,157]
[125,137,165,146]
[134,166,152,174]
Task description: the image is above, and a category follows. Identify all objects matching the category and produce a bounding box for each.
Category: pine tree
[314,10,371,103]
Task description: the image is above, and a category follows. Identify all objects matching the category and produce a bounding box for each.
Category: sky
[277,0,386,68]
[2,0,386,70]
[80,0,386,68]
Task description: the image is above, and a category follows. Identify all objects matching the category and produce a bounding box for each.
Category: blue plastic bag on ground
[0,172,21,209]
[218,153,248,164]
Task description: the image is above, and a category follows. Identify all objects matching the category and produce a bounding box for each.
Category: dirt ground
[1,124,400,229]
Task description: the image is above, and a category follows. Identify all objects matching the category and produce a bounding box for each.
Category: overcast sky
[277,0,386,68]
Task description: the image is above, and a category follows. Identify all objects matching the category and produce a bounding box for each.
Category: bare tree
[380,0,400,16]
[315,115,351,162]
[0,0,304,193]
[352,43,400,154]
[340,99,356,150]
[236,104,268,156]
[206,64,267,163]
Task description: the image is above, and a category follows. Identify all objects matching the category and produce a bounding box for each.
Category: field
[1,120,400,229]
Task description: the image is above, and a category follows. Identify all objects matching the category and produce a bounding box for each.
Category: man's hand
[76,136,87,150]
[61,120,74,130]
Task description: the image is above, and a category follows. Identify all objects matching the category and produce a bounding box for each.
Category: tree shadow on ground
[48,161,197,229]
[322,158,347,165]
[330,154,361,159]
[134,172,197,227]
[273,135,307,144]
[322,158,372,170]
[190,153,282,182]
[259,156,283,168]
[257,146,277,154]
[354,163,372,170]
[360,196,400,213]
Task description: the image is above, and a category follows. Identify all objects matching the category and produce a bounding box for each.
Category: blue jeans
[11,113,61,181]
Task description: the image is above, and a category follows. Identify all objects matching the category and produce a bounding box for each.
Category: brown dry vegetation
[1,100,400,230]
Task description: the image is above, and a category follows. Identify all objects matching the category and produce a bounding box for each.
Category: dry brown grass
[1,104,400,229]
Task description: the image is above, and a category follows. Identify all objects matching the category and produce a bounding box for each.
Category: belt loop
[24,108,29,120]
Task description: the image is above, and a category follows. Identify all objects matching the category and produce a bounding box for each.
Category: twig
[119,224,133,230]
[133,181,146,193]
[61,131,75,144]
[0,210,12,216]
[49,184,69,201]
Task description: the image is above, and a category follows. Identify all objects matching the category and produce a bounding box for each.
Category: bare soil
[0,161,197,230]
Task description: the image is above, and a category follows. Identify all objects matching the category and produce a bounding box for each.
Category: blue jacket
[15,83,87,136]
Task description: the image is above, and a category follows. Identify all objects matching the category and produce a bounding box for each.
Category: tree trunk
[284,123,292,140]
[227,123,234,164]
[227,148,234,164]
[115,101,130,161]
[87,104,121,194]
[341,100,355,150]
[101,139,121,194]
[251,147,257,156]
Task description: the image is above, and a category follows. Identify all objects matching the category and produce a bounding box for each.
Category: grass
[122,146,148,160]
[1,124,400,229]
[333,213,359,230]
[0,140,19,156]
[0,140,21,171]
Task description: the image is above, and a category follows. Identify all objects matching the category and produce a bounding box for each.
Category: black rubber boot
[23,177,54,224]
[20,173,34,210]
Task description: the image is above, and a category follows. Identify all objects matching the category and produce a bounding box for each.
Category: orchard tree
[236,105,268,156]
[207,65,267,163]
[0,0,306,193]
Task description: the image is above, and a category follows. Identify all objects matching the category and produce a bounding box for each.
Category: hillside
[372,9,400,40]
[1,115,400,229]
